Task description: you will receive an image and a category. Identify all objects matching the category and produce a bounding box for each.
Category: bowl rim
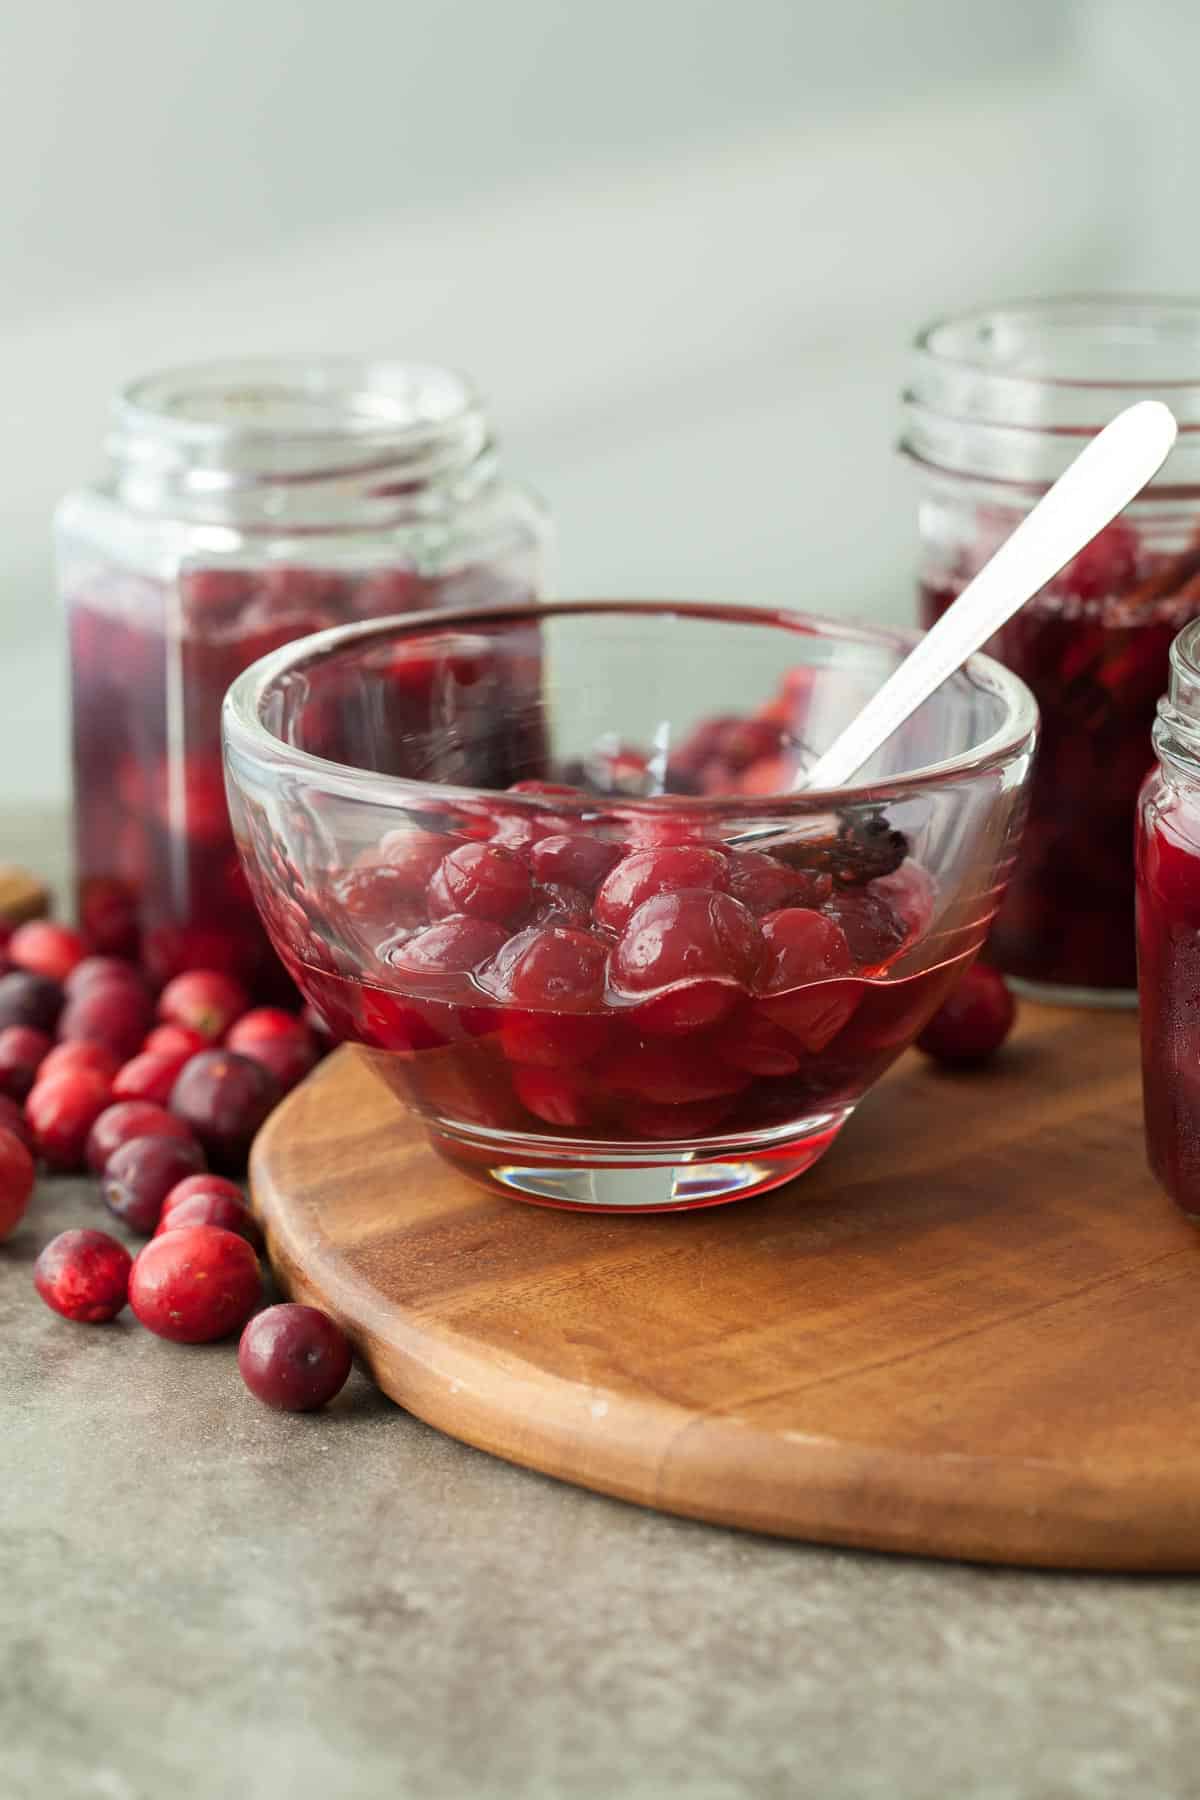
[222,597,1038,813]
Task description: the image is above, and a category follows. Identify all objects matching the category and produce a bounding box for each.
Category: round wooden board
[250,1007,1200,1569]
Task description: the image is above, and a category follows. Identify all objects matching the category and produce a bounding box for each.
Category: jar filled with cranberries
[903,298,1200,1004]
[58,357,551,999]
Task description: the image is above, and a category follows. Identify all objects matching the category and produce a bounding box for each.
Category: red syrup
[1137,780,1200,1214]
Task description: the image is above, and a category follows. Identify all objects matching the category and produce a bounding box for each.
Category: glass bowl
[223,599,1037,1211]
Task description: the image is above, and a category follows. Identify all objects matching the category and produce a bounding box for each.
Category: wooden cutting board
[250,1006,1200,1569]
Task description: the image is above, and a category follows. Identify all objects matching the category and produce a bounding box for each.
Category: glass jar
[1137,616,1200,1215]
[57,357,551,998]
[903,297,1200,1006]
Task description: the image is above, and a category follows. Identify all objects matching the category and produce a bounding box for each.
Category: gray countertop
[4,813,1200,1800]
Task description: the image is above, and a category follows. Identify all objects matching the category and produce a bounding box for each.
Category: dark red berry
[26,1069,114,1171]
[823,889,908,972]
[426,843,532,926]
[225,1009,316,1091]
[143,1023,208,1060]
[610,890,763,1032]
[917,964,1016,1065]
[0,1127,35,1237]
[0,1093,33,1150]
[511,1064,590,1129]
[103,1134,208,1234]
[593,846,729,932]
[155,1189,262,1249]
[128,1226,262,1343]
[496,1009,612,1069]
[8,921,87,983]
[34,1229,132,1322]
[59,982,153,1061]
[388,916,508,983]
[0,970,63,1035]
[0,1025,51,1100]
[112,1050,191,1106]
[486,926,609,1010]
[39,1040,120,1085]
[64,955,147,999]
[86,1099,194,1174]
[158,970,249,1041]
[528,834,624,896]
[238,1303,352,1410]
[169,1050,281,1170]
[161,1172,246,1215]
[727,850,832,917]
[759,909,853,992]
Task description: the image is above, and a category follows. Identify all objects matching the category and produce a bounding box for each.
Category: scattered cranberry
[64,955,148,999]
[0,969,63,1035]
[39,1039,120,1086]
[59,982,153,1061]
[0,1025,51,1101]
[611,890,763,1032]
[26,1069,114,1171]
[593,846,729,932]
[112,1050,191,1106]
[8,920,86,983]
[238,1303,352,1410]
[917,964,1016,1065]
[34,1229,131,1322]
[86,1099,194,1174]
[426,843,532,926]
[0,1127,35,1237]
[128,1225,262,1343]
[103,1134,208,1233]
[169,1050,281,1170]
[158,969,249,1041]
[0,1093,32,1149]
[225,1009,316,1091]
[160,1171,246,1215]
[154,1188,262,1249]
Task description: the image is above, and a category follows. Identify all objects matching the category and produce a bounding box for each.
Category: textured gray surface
[4,814,1200,1799]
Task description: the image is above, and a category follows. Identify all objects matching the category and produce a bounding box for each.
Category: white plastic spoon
[797,398,1178,793]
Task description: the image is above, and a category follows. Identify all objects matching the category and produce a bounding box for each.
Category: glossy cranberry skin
[0,1025,51,1101]
[917,964,1016,1065]
[0,1093,33,1150]
[389,916,508,982]
[8,921,87,984]
[112,1050,191,1106]
[0,970,63,1035]
[238,1303,352,1411]
[39,1040,120,1086]
[143,1023,209,1061]
[727,851,832,917]
[158,970,249,1041]
[0,1127,35,1237]
[611,890,763,1033]
[226,1009,316,1091]
[528,834,624,896]
[511,1064,590,1128]
[593,846,729,932]
[129,1226,262,1343]
[155,1189,263,1249]
[529,883,592,929]
[823,889,908,971]
[59,982,153,1061]
[64,956,147,999]
[169,1050,282,1170]
[760,909,853,992]
[103,1134,208,1234]
[487,925,609,1010]
[86,1099,194,1174]
[426,843,532,926]
[161,1172,246,1215]
[26,1069,114,1171]
[34,1229,132,1322]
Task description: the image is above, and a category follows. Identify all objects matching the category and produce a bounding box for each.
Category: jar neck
[1155,618,1200,777]
[902,297,1200,495]
[107,357,497,529]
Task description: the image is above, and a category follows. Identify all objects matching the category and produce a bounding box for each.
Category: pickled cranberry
[59,982,153,1061]
[497,1009,612,1069]
[822,888,912,972]
[129,1225,262,1343]
[112,1050,192,1106]
[594,1038,749,1106]
[34,1228,132,1322]
[238,1304,352,1411]
[86,1100,194,1174]
[0,1026,51,1101]
[334,864,430,935]
[39,1040,120,1086]
[593,846,729,932]
[528,883,593,928]
[26,1068,114,1171]
[143,1023,208,1061]
[621,1095,737,1141]
[760,909,852,992]
[0,970,63,1035]
[389,916,508,982]
[103,1134,208,1234]
[611,891,763,1033]
[356,990,449,1051]
[488,925,609,1010]
[427,843,531,926]
[0,1127,35,1237]
[158,969,248,1041]
[155,1188,262,1249]
[169,1050,281,1170]
[917,964,1015,1065]
[727,850,832,917]
[719,1011,802,1077]
[0,1093,33,1150]
[528,835,623,896]
[64,956,147,999]
[8,921,86,984]
[511,1064,590,1129]
[372,830,459,895]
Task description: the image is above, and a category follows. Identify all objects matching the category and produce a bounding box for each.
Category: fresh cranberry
[610,890,763,1033]
[39,1040,120,1086]
[823,889,908,972]
[8,921,87,983]
[497,1009,612,1069]
[727,850,832,917]
[511,1064,590,1129]
[128,1225,262,1343]
[59,982,153,1060]
[103,1134,208,1234]
[34,1229,132,1322]
[226,1010,315,1076]
[486,925,609,1010]
[169,1050,281,1170]
[0,1093,33,1150]
[760,909,852,992]
[593,846,729,932]
[528,884,593,929]
[388,917,508,983]
[86,1100,194,1174]
[0,970,63,1035]
[238,1304,352,1410]
[155,1188,263,1249]
[25,1068,114,1171]
[917,964,1016,1065]
[426,843,532,926]
[112,1050,192,1106]
[143,1023,209,1060]
[228,1030,315,1092]
[158,969,249,1041]
[528,835,623,896]
[0,1025,51,1100]
[0,1127,35,1238]
[64,955,147,999]
[161,1172,246,1215]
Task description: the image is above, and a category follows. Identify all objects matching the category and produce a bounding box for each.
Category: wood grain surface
[250,1006,1200,1569]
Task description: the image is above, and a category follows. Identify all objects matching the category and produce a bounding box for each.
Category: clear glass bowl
[223,600,1037,1211]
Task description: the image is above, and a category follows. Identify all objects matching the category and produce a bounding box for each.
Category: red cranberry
[169,1050,282,1170]
[0,970,63,1034]
[26,1069,114,1171]
[593,846,729,932]
[371,830,458,896]
[528,835,623,896]
[143,1023,209,1060]
[0,1025,51,1101]
[497,1009,612,1069]
[529,883,593,929]
[917,964,1016,1065]
[823,889,908,972]
[78,878,138,958]
[34,1229,132,1322]
[594,1038,749,1106]
[226,1009,316,1091]
[64,955,147,999]
[622,1095,737,1141]
[161,1172,246,1215]
[8,921,87,983]
[760,909,853,992]
[59,982,153,1061]
[610,890,763,1033]
[719,1012,802,1077]
[0,1127,35,1237]
[155,1189,262,1249]
[86,1100,194,1174]
[334,863,430,935]
[388,916,508,982]
[158,969,249,1041]
[727,850,833,917]
[112,1050,192,1106]
[103,1134,208,1234]
[129,1225,262,1343]
[0,1093,33,1150]
[427,843,532,926]
[238,1303,352,1411]
[486,925,609,1010]
[39,1040,120,1086]
[511,1064,590,1129]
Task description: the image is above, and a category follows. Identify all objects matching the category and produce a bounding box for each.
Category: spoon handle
[801,399,1178,793]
